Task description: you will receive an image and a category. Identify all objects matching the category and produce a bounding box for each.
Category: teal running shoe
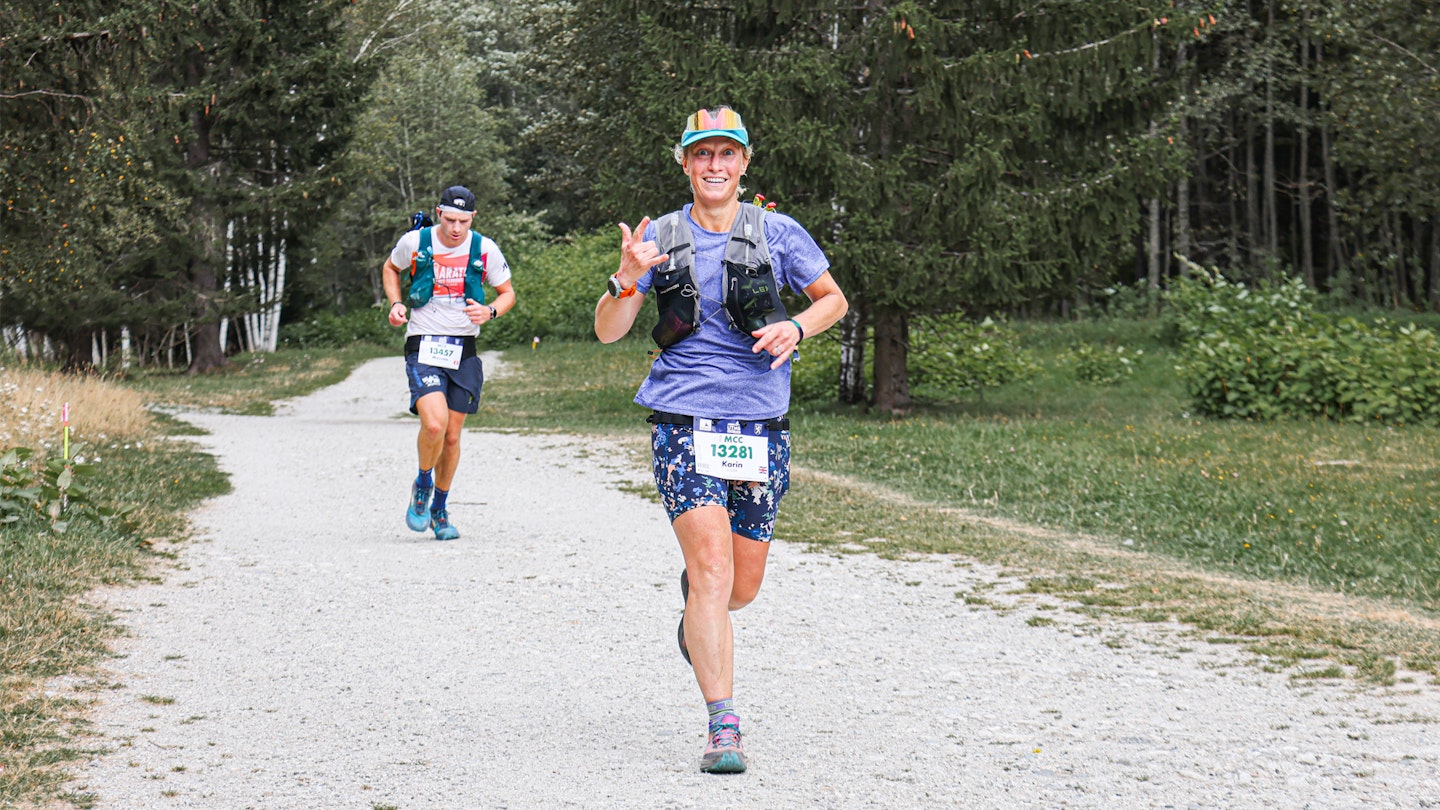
[406,481,432,532]
[699,717,747,774]
[430,509,459,541]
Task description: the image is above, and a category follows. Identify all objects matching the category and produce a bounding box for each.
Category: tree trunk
[1174,45,1192,261]
[1431,212,1439,309]
[1146,35,1162,314]
[184,50,228,374]
[1245,116,1261,272]
[871,309,910,415]
[1317,42,1344,281]
[1263,0,1279,261]
[837,307,867,404]
[1298,24,1315,287]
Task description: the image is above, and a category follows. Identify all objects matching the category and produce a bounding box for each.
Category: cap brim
[436,204,475,215]
[680,128,749,147]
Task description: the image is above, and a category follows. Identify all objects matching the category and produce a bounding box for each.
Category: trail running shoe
[700,716,747,774]
[406,481,432,532]
[678,569,691,664]
[430,509,459,541]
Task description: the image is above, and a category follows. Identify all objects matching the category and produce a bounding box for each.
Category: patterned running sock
[707,698,736,734]
[430,487,449,514]
[417,468,434,489]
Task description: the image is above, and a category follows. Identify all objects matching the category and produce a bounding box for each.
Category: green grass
[122,344,395,415]
[1,438,227,806]
[479,329,1440,682]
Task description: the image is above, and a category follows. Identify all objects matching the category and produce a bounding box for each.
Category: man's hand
[464,298,493,325]
[388,302,408,327]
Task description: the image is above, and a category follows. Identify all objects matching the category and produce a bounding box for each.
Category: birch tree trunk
[838,308,866,405]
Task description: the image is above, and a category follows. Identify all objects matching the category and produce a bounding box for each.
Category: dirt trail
[72,356,1440,808]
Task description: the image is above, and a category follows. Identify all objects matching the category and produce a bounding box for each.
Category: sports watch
[607,273,638,299]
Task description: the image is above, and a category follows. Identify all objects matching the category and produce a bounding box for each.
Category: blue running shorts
[405,353,484,415]
[651,421,792,542]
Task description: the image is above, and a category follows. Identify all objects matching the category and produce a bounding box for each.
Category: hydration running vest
[406,227,488,308]
[649,203,787,349]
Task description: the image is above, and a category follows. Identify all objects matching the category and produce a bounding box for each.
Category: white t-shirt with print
[389,229,511,338]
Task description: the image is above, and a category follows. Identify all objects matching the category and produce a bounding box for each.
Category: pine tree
[532,0,1201,410]
[141,1,377,372]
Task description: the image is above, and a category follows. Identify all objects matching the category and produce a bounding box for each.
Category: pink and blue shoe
[700,715,747,774]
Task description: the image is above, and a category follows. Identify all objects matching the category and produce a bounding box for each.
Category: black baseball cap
[437,185,476,214]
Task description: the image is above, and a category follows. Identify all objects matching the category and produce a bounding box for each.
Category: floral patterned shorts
[651,422,792,542]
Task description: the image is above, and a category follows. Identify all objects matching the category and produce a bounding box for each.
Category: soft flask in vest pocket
[724,260,788,335]
[650,264,700,348]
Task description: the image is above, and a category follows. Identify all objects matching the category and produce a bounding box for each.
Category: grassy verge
[477,331,1440,684]
[122,344,395,415]
[1,415,228,806]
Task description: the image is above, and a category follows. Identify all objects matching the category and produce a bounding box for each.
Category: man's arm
[383,258,407,325]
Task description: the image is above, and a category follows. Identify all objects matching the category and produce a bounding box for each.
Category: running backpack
[649,203,787,348]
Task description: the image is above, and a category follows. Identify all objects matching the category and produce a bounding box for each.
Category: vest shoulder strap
[412,226,433,274]
[725,204,770,268]
[656,206,770,270]
[654,211,691,273]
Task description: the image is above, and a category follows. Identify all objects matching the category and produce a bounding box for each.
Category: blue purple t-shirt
[633,204,831,421]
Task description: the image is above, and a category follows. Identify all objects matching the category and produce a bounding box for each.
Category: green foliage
[278,308,404,350]
[909,316,1038,399]
[1062,344,1142,386]
[790,334,850,405]
[1167,263,1440,424]
[0,446,128,534]
[480,230,631,348]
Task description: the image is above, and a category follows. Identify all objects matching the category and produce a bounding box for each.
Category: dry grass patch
[0,366,153,451]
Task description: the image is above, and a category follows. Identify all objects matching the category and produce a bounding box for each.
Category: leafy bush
[480,230,625,349]
[0,446,126,533]
[790,333,849,403]
[909,315,1038,399]
[1165,262,1440,425]
[1062,343,1141,385]
[279,307,402,350]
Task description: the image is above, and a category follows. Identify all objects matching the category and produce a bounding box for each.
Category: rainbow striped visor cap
[680,107,749,148]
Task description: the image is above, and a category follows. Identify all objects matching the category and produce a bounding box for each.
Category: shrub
[1165,261,1440,425]
[480,230,625,349]
[909,315,1037,399]
[279,307,402,350]
[790,333,849,403]
[1062,343,1141,385]
[0,446,127,534]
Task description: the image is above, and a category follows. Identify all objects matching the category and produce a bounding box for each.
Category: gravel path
[71,356,1440,808]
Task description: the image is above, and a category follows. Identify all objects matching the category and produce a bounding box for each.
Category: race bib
[694,418,769,482]
[418,335,463,370]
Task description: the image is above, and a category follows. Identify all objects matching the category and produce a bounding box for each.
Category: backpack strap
[413,226,433,276]
[654,211,692,273]
[725,203,770,269]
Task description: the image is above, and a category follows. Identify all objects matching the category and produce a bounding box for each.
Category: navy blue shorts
[651,422,792,542]
[405,353,484,414]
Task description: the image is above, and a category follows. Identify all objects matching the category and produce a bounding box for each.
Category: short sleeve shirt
[389,229,511,338]
[632,204,830,421]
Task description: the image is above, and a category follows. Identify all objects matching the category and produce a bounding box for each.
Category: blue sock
[431,487,449,513]
[706,698,737,733]
[416,468,433,489]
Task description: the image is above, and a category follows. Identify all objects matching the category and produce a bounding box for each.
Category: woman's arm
[750,271,848,370]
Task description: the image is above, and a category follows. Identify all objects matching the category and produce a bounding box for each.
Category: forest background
[4,0,1439,413]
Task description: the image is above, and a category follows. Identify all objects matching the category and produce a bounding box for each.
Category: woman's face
[682,136,750,207]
